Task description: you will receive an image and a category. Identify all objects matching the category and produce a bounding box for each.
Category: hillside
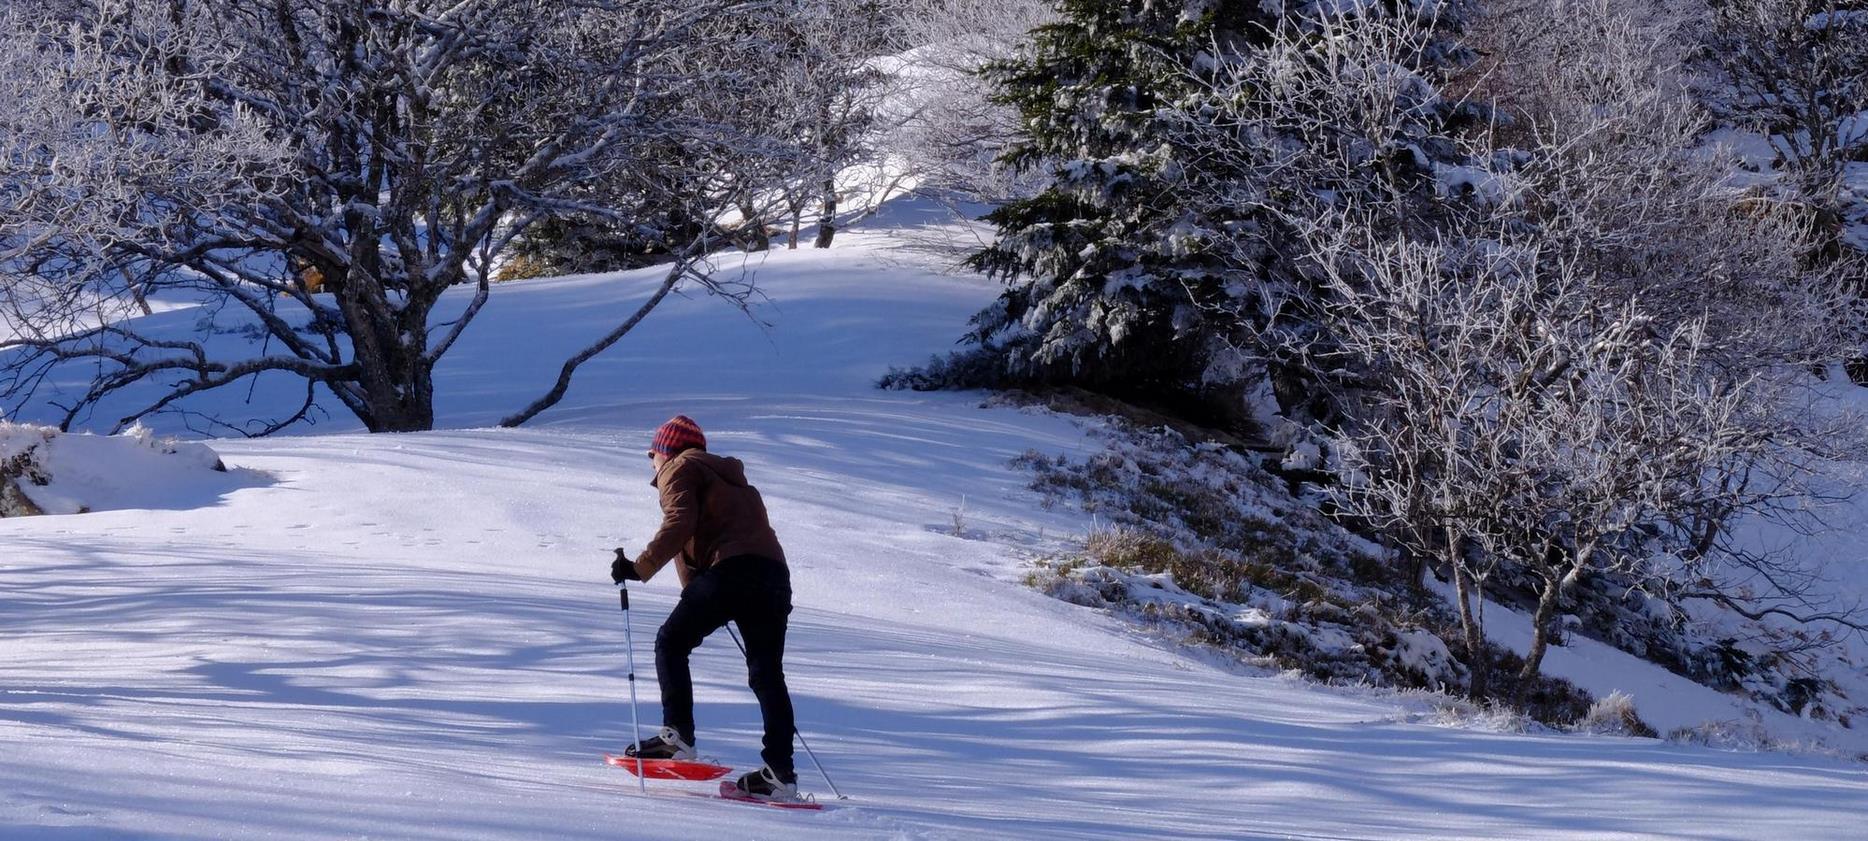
[3,217,1866,840]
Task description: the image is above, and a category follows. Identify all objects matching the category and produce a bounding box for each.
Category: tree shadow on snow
[5,536,1865,840]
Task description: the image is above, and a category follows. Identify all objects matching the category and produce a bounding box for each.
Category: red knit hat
[650,415,706,457]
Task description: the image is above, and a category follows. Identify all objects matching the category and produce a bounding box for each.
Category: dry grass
[1576,690,1659,738]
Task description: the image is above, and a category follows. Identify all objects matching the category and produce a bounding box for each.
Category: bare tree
[1315,227,1542,699]
[880,0,1053,203]
[1695,0,1868,261]
[1312,208,1852,695]
[0,0,763,434]
[678,0,900,252]
[783,0,896,249]
[1470,0,1856,368]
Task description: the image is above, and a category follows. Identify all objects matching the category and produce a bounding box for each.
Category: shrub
[1575,690,1659,738]
[878,348,1010,392]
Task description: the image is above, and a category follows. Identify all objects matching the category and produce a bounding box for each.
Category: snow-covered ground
[4,216,1866,840]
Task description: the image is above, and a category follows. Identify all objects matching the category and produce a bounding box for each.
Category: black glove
[611,548,641,584]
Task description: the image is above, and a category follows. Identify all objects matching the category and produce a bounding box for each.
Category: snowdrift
[0,422,254,516]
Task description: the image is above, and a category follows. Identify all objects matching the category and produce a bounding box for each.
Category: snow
[1702,122,1868,254]
[1432,163,1512,204]
[0,288,194,344]
[1391,628,1458,682]
[3,210,1867,839]
[0,422,252,515]
[1423,572,1865,757]
[1281,439,1322,472]
[1839,111,1868,153]
[1843,161,1868,251]
[1807,10,1868,31]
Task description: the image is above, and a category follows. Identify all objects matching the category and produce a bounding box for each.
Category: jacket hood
[653,448,749,487]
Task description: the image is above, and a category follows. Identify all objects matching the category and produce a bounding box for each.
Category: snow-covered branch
[0,0,766,433]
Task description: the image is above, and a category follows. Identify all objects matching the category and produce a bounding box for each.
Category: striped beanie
[650,415,706,457]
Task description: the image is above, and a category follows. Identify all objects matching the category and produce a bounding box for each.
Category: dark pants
[654,554,795,779]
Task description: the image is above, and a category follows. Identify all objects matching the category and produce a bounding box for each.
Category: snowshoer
[611,415,801,802]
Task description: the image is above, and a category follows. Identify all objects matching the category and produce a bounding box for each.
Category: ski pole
[726,622,845,800]
[620,583,646,794]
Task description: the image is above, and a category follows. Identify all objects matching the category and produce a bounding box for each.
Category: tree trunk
[360,373,435,432]
[787,206,802,249]
[1520,575,1564,685]
[352,335,435,432]
[325,219,438,433]
[738,199,770,252]
[1447,530,1488,699]
[813,177,837,248]
[120,266,154,316]
[1523,540,1590,686]
[1401,545,1428,595]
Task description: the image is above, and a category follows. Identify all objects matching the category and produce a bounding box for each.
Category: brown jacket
[632,449,786,586]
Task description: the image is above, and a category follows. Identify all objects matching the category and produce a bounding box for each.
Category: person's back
[636,448,785,587]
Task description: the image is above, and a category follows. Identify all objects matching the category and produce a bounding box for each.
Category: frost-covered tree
[514,0,903,265]
[1315,218,1817,698]
[963,0,1477,430]
[1692,0,1868,385]
[880,0,1055,204]
[0,0,762,434]
[766,0,900,249]
[1697,0,1868,260]
[1326,0,1866,697]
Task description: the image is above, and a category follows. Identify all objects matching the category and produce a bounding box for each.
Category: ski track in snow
[3,220,1866,840]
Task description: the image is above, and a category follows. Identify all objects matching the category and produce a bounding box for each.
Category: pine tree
[966,1,1262,413]
[965,1,1477,427]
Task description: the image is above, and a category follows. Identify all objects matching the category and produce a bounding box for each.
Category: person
[611,415,800,802]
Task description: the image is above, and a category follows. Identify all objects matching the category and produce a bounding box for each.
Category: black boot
[732,766,800,802]
[623,726,695,761]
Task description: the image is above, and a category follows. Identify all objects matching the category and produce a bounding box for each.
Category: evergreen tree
[965,1,1476,428]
